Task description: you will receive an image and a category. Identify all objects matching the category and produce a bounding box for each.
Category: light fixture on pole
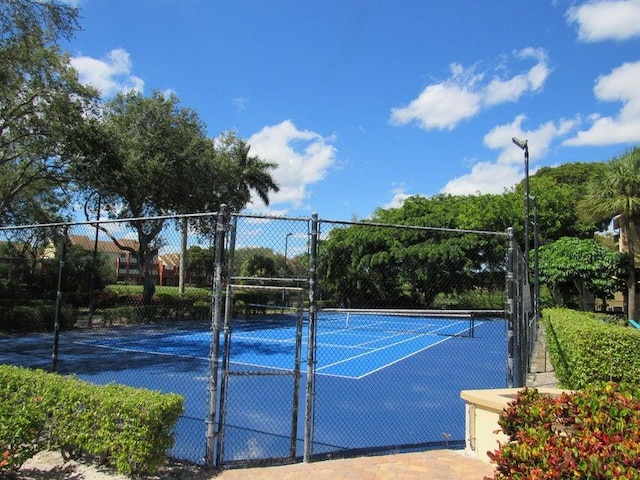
[512,137,530,270]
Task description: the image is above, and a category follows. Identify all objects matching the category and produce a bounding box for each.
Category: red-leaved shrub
[487,382,640,479]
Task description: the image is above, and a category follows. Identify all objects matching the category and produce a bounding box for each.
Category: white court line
[315,319,469,348]
[72,340,209,361]
[73,320,486,380]
[316,332,441,373]
[315,320,484,379]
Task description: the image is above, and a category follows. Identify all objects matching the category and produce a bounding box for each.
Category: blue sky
[63,0,640,221]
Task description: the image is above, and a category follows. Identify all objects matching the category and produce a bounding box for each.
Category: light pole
[513,137,532,384]
[512,137,530,269]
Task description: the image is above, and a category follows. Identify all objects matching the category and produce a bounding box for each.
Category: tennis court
[0,310,507,465]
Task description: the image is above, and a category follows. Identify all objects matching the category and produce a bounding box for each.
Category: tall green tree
[214,131,279,211]
[537,237,626,310]
[319,195,509,309]
[530,162,608,239]
[579,147,640,321]
[0,0,102,224]
[91,91,278,304]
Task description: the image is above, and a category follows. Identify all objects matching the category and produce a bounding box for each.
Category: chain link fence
[0,209,533,468]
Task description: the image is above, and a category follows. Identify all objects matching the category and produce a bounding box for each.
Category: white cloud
[232,97,249,111]
[389,48,550,131]
[71,48,144,97]
[443,115,581,195]
[390,80,482,131]
[484,48,549,106]
[564,60,640,145]
[247,120,338,210]
[381,185,412,209]
[567,0,640,42]
[441,162,522,195]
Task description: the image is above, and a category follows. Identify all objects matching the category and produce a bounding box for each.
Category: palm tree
[226,135,280,210]
[580,147,640,321]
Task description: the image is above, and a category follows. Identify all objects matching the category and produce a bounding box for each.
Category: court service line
[352,321,486,379]
[315,331,443,374]
[350,320,469,348]
[72,340,209,361]
[355,337,452,379]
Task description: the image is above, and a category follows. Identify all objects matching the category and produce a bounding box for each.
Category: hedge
[0,304,76,333]
[544,308,640,389]
[0,365,183,476]
[489,382,640,479]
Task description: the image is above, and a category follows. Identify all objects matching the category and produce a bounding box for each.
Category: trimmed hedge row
[544,308,640,389]
[0,304,77,332]
[489,382,640,479]
[0,365,183,476]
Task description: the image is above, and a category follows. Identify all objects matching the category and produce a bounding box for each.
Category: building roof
[68,234,140,254]
[159,253,181,267]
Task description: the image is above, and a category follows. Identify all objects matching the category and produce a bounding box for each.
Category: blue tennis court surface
[72,314,476,379]
[0,312,507,464]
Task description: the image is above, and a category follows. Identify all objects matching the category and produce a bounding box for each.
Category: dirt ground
[16,451,214,480]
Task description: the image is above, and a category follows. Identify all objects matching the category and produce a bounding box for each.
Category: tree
[319,194,509,309]
[0,0,103,224]
[537,237,626,310]
[213,131,279,212]
[530,162,608,239]
[90,91,278,305]
[186,245,214,287]
[579,147,640,320]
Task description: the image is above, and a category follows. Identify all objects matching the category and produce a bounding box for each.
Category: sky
[62,0,640,222]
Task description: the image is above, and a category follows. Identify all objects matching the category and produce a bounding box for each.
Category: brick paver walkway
[215,450,496,480]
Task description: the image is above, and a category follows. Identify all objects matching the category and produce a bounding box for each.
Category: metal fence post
[51,225,69,373]
[215,214,237,466]
[304,213,319,463]
[506,227,515,388]
[205,205,228,468]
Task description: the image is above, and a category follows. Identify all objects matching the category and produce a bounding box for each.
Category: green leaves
[0,1,99,224]
[490,382,640,480]
[538,238,626,309]
[0,365,184,476]
[544,309,640,389]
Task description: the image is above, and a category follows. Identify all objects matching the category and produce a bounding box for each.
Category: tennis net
[317,309,487,338]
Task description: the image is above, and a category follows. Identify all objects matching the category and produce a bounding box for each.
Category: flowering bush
[488,383,640,479]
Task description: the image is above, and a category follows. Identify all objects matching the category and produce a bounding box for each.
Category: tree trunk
[624,219,637,321]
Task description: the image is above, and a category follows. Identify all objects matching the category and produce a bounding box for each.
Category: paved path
[215,450,496,480]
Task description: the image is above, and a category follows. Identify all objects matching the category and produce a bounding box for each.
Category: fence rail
[0,209,533,468]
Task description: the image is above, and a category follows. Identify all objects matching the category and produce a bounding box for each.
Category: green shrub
[0,367,54,469]
[431,290,505,309]
[0,365,183,476]
[489,382,640,479]
[544,308,640,389]
[106,284,209,302]
[0,304,76,332]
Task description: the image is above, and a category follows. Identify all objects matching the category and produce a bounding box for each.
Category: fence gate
[206,210,311,468]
